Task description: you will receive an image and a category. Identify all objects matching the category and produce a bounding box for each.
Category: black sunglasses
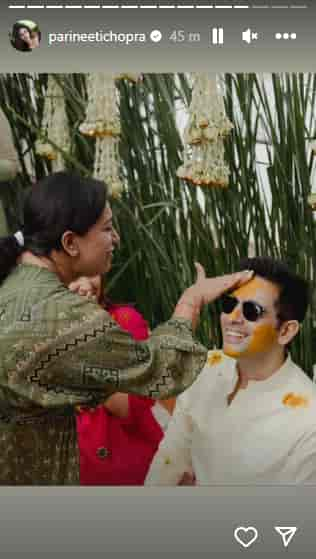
[220,294,266,322]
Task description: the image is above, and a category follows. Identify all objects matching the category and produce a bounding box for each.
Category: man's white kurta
[145,351,316,484]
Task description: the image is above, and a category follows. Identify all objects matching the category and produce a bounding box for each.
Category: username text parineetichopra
[48,30,147,46]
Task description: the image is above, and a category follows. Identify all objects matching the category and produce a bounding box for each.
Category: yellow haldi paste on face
[232,277,265,299]
[224,323,278,358]
[223,276,279,358]
[245,323,278,354]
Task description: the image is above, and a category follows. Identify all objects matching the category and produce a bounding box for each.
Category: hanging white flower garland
[35,75,70,172]
[79,73,124,198]
[94,135,122,199]
[116,73,141,83]
[177,74,233,188]
[308,194,316,210]
[79,74,121,138]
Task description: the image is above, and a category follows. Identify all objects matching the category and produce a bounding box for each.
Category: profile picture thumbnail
[10,20,41,52]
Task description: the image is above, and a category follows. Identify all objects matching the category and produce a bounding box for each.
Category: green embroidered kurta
[0,264,207,484]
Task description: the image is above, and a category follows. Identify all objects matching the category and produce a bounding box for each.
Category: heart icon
[234,526,258,548]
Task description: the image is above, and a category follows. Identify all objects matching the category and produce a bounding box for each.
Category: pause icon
[211,27,224,45]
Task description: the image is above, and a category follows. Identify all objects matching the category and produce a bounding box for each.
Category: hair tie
[14,231,24,247]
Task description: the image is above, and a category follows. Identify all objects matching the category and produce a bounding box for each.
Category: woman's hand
[173,264,254,329]
[188,263,254,307]
[104,393,129,418]
[30,33,40,48]
[68,275,102,301]
[178,470,196,485]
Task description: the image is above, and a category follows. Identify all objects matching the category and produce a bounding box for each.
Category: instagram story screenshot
[0,0,316,556]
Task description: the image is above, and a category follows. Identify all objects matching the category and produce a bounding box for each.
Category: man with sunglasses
[146,257,316,484]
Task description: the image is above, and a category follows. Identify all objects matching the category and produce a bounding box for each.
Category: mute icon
[274,526,297,548]
[242,28,258,44]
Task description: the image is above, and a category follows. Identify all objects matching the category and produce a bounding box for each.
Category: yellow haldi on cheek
[223,323,278,358]
[224,345,243,358]
[245,322,278,355]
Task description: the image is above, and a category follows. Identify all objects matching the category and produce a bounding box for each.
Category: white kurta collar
[233,354,295,394]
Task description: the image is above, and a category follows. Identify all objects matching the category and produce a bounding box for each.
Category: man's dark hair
[238,256,309,324]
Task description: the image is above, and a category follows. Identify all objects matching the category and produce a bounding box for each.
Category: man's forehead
[232,276,279,300]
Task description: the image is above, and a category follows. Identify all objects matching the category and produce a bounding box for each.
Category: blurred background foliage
[0,72,315,375]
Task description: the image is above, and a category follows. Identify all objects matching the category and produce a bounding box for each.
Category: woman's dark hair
[0,172,108,283]
[238,256,310,324]
[10,22,41,52]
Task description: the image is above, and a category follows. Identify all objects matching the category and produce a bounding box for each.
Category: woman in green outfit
[0,172,252,484]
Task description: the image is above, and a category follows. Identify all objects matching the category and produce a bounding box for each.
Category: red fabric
[77,395,164,485]
[76,303,165,485]
[106,303,149,341]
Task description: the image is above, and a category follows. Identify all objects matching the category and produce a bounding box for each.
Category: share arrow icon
[274,526,297,547]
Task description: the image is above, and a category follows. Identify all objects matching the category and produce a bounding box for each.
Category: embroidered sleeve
[5,297,207,408]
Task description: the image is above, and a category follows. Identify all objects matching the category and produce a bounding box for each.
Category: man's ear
[278,320,300,346]
[60,230,79,257]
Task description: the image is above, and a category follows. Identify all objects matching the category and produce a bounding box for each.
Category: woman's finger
[194,262,206,282]
[232,270,254,288]
[204,270,254,303]
[221,270,253,291]
[78,287,90,296]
